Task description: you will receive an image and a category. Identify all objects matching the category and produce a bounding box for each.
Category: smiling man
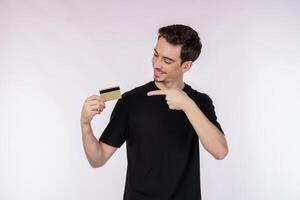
[80,24,228,200]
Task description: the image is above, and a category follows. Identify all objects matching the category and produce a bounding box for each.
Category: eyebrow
[153,48,176,62]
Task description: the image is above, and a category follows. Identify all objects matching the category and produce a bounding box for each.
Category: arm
[81,123,117,168]
[147,89,228,160]
[80,95,118,168]
[183,99,228,160]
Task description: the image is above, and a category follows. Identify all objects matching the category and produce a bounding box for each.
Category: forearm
[183,100,228,160]
[81,123,104,167]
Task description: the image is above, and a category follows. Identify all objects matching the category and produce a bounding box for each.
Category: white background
[1,0,299,199]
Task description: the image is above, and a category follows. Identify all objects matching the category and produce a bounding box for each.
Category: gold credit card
[99,86,122,101]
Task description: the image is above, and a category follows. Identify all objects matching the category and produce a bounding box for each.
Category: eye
[153,53,158,57]
[164,60,172,64]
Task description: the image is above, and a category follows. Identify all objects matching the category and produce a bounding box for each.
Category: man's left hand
[147,89,192,111]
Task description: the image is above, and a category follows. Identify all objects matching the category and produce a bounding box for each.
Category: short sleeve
[99,96,129,148]
[197,94,225,135]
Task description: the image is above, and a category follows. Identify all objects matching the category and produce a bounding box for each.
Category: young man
[80,24,228,200]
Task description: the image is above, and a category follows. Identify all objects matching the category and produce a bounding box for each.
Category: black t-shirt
[99,81,224,200]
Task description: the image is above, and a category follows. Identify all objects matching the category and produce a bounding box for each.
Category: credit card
[99,86,122,101]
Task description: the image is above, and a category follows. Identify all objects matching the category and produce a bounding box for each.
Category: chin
[153,74,167,82]
[154,76,164,82]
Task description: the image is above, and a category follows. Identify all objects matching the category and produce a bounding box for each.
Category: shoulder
[185,84,213,107]
[119,81,152,102]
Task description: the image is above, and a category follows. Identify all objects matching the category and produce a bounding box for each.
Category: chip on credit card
[99,86,122,101]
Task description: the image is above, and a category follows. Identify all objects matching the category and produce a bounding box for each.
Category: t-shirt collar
[151,80,188,92]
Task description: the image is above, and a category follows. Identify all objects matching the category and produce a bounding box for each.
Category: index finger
[147,90,167,96]
[87,95,106,102]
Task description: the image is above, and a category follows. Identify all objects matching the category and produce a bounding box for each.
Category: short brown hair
[158,24,202,65]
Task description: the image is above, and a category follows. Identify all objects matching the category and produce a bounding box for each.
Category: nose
[152,57,162,69]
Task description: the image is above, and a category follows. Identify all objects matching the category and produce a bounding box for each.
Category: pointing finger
[147,90,167,96]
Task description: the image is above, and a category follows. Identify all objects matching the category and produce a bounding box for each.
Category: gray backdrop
[0,0,299,199]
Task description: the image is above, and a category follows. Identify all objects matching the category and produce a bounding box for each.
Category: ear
[181,61,193,73]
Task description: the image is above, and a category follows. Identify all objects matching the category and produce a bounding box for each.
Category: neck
[154,79,185,90]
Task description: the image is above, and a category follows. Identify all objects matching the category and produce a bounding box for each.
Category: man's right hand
[81,95,106,125]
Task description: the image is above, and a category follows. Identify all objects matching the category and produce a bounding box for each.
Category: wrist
[81,121,91,128]
[182,97,196,112]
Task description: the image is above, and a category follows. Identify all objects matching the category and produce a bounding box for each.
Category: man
[80,24,228,200]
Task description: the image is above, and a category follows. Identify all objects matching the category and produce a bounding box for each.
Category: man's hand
[81,95,106,125]
[147,89,192,111]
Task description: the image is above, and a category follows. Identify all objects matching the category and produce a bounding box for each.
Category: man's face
[152,37,185,83]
